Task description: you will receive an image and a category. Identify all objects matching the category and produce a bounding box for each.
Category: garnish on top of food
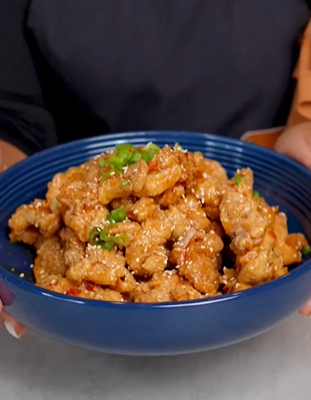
[8,143,310,303]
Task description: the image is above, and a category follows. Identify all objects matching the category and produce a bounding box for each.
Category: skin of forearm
[0,140,27,172]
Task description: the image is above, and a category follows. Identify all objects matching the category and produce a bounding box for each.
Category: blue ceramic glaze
[1,131,311,356]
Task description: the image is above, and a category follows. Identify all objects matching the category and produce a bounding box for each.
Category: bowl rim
[1,130,311,310]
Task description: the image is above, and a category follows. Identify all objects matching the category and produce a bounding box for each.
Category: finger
[0,303,27,338]
[299,298,311,317]
[274,124,311,169]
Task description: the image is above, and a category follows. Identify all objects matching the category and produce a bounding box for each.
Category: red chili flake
[104,165,111,173]
[85,283,94,292]
[65,288,82,296]
[149,161,158,171]
[127,210,136,219]
[128,148,134,153]
[171,188,176,194]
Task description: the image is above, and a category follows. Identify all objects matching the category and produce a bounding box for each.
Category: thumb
[274,123,311,169]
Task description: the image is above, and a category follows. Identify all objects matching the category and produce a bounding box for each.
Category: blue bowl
[1,131,311,356]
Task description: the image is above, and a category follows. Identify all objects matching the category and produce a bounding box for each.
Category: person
[1,0,311,339]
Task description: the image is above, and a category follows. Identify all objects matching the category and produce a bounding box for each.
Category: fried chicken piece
[66,244,136,293]
[133,271,202,303]
[236,231,287,286]
[110,196,137,212]
[179,151,229,220]
[128,197,156,222]
[165,205,192,241]
[47,159,102,212]
[274,212,308,265]
[171,231,224,295]
[107,221,141,243]
[126,208,172,276]
[46,167,85,212]
[221,267,253,294]
[8,199,61,245]
[48,161,109,243]
[156,184,185,207]
[138,146,183,197]
[164,196,211,241]
[174,149,227,185]
[189,177,228,221]
[98,160,149,205]
[33,235,67,286]
[43,277,124,302]
[192,151,228,180]
[176,195,212,232]
[220,169,276,253]
[60,227,86,267]
[175,149,200,185]
[172,275,204,301]
[63,203,109,243]
[221,267,237,293]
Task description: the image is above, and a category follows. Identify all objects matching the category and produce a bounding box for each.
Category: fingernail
[4,321,20,339]
[299,298,311,317]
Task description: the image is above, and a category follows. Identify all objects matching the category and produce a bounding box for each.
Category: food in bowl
[8,142,310,303]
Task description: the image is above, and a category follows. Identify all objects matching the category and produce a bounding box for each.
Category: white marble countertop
[1,313,311,400]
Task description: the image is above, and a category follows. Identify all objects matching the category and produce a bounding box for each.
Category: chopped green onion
[142,143,160,162]
[89,223,130,250]
[144,142,160,152]
[235,175,242,185]
[302,245,311,255]
[121,180,129,187]
[100,142,161,186]
[111,207,127,222]
[116,144,135,163]
[103,234,130,247]
[107,156,125,172]
[98,159,106,168]
[100,224,114,240]
[100,171,114,184]
[106,214,115,224]
[102,242,114,250]
[252,190,260,198]
[113,234,130,247]
[106,207,127,224]
[116,143,135,154]
[129,151,142,163]
[143,148,158,162]
[89,227,101,244]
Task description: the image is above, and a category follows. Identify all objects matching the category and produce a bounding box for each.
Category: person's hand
[274,121,311,317]
[0,302,27,338]
[0,140,27,337]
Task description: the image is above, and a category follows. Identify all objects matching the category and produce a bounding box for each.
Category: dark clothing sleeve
[0,0,57,155]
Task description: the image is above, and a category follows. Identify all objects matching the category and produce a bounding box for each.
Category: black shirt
[0,0,310,155]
